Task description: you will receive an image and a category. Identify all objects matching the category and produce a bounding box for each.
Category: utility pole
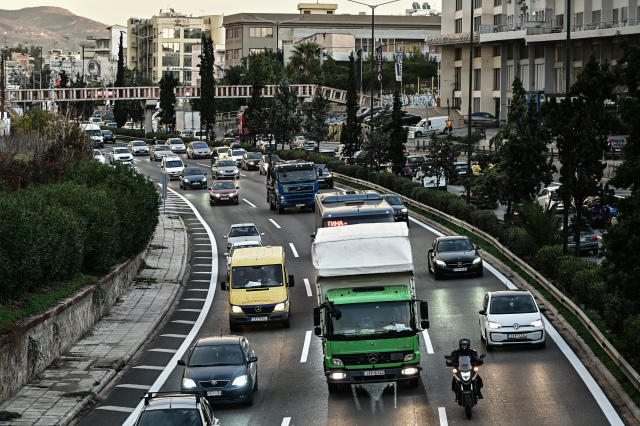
[466,0,474,205]
[1,52,5,119]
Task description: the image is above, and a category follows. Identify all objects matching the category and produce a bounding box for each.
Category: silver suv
[134,392,220,425]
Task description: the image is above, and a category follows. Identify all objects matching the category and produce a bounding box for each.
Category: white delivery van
[81,123,104,147]
[411,116,450,138]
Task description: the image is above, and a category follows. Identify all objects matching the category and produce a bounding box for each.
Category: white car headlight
[473,257,482,265]
[488,321,502,329]
[331,372,347,380]
[273,302,286,311]
[530,319,543,327]
[400,208,408,213]
[232,375,248,387]
[435,260,446,267]
[231,305,243,313]
[182,378,197,389]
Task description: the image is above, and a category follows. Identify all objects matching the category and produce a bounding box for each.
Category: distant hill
[0,7,109,54]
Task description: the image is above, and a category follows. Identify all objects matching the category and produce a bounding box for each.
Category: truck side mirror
[313,307,321,327]
[314,326,322,336]
[288,275,295,287]
[421,320,430,329]
[220,281,228,291]
[420,301,429,320]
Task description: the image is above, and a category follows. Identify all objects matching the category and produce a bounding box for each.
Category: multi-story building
[430,0,640,121]
[83,25,127,84]
[222,3,441,68]
[126,9,224,84]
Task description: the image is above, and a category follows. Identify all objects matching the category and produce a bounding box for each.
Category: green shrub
[377,172,398,191]
[501,226,535,258]
[356,167,370,181]
[572,269,607,315]
[101,127,145,138]
[604,293,635,335]
[556,257,594,295]
[469,209,499,235]
[534,245,564,279]
[400,181,422,198]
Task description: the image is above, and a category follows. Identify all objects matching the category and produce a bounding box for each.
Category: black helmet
[459,338,471,351]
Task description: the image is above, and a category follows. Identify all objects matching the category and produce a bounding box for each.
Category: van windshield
[85,130,101,136]
[230,265,284,289]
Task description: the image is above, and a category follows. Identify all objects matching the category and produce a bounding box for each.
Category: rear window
[169,139,184,145]
[192,142,208,148]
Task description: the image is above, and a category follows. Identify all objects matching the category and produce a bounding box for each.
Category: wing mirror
[177,359,186,366]
[288,275,295,287]
[220,281,228,291]
[479,309,486,315]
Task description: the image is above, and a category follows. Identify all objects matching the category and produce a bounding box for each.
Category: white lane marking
[421,330,435,354]
[172,320,196,324]
[149,348,178,353]
[183,298,206,302]
[192,256,213,259]
[243,199,257,207]
[133,366,165,371]
[438,407,448,426]
[303,278,313,297]
[116,384,149,390]
[281,418,291,426]
[190,271,213,274]
[178,309,201,312]
[193,238,210,240]
[125,186,219,426]
[161,334,188,338]
[289,243,299,258]
[300,331,312,363]
[190,232,208,234]
[269,218,281,229]
[97,406,135,413]
[189,281,210,284]
[196,163,209,167]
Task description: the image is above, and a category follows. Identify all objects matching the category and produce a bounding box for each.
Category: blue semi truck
[267,161,319,213]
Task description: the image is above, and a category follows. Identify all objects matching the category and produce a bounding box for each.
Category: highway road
[76,142,626,425]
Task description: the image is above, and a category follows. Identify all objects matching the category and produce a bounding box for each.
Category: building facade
[430,0,640,121]
[126,10,224,84]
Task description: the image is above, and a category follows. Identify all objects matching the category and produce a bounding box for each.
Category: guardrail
[333,172,640,393]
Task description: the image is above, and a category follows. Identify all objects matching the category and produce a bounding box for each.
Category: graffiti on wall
[380,90,440,107]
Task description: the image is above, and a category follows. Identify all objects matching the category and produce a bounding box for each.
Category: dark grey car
[212,159,240,180]
[179,167,208,190]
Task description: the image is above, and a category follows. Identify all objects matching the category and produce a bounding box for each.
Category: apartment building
[430,0,640,121]
[126,9,225,84]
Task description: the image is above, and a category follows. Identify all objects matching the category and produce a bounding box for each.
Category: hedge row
[0,160,160,302]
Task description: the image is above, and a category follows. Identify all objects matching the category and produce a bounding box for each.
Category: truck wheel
[407,377,419,388]
[269,195,275,210]
[328,383,340,393]
[229,322,240,332]
[278,204,285,214]
[283,316,291,328]
[311,205,316,212]
[415,131,422,138]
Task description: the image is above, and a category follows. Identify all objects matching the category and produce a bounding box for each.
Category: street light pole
[248,15,305,62]
[466,0,474,205]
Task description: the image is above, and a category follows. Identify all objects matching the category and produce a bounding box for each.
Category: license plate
[363,370,385,376]
[207,391,222,396]
[508,333,527,339]
[296,204,305,207]
[453,267,467,272]
[251,317,268,322]
[221,197,228,200]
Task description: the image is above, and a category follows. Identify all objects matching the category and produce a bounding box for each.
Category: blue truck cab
[267,161,319,213]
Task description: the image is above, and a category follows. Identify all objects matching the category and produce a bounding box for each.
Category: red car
[209,180,240,205]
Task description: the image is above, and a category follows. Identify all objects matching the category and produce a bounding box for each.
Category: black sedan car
[179,167,208,190]
[179,336,258,406]
[428,236,483,279]
[101,130,116,144]
[315,164,334,188]
[382,194,409,225]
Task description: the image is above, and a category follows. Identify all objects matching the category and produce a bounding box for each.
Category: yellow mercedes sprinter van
[220,246,294,331]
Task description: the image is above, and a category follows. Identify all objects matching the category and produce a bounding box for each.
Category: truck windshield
[231,264,284,289]
[328,301,413,337]
[278,169,316,184]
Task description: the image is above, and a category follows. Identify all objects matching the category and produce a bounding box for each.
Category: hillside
[0,7,109,53]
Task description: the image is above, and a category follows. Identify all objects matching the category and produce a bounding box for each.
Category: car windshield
[85,129,101,136]
[184,168,203,176]
[229,226,259,237]
[192,142,208,148]
[408,156,425,163]
[213,182,236,190]
[264,155,281,162]
[93,150,103,157]
[166,160,183,168]
[232,149,246,157]
[277,168,317,184]
[217,147,230,154]
[328,301,413,337]
[490,295,537,314]
[114,148,129,154]
[156,146,171,151]
[132,141,146,146]
[101,131,112,136]
[137,409,203,426]
[247,152,262,159]
[384,195,402,205]
[217,160,235,167]
[231,264,284,289]
[169,140,183,145]
[189,344,244,367]
[437,239,474,252]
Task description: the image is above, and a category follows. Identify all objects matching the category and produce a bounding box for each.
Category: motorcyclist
[448,338,484,400]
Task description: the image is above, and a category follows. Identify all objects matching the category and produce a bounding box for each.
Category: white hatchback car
[479,290,547,350]
[93,149,107,165]
[223,223,265,251]
[161,156,185,180]
[537,185,565,213]
[167,138,187,154]
[109,147,134,164]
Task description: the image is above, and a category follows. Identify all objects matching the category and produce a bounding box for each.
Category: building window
[454,67,461,91]
[493,68,500,90]
[474,16,482,31]
[249,48,273,54]
[454,97,462,109]
[506,44,513,60]
[592,10,601,26]
[455,18,463,34]
[250,27,273,38]
[574,12,583,27]
[304,10,311,14]
[184,56,192,68]
[534,63,544,90]
[234,49,242,59]
[506,65,513,89]
[184,29,202,39]
[162,43,180,53]
[162,70,180,80]
[494,14,502,26]
[184,43,197,53]
[474,0,482,9]
[493,45,501,57]
[555,45,564,62]
[226,28,242,39]
[554,68,564,92]
[162,56,179,67]
[555,14,564,27]
[534,45,544,59]
[455,48,462,61]
[456,0,462,11]
[520,45,529,59]
[621,7,628,23]
[519,64,529,88]
[162,28,180,39]
[473,69,481,90]
[184,70,192,82]
[473,97,480,113]
[494,0,501,6]
[474,46,481,58]
[327,11,333,14]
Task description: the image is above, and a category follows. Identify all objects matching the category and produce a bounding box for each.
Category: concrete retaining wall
[0,251,146,402]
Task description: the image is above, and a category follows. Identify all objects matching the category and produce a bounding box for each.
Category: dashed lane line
[243,199,257,207]
[116,384,149,390]
[269,219,281,229]
[161,334,188,339]
[300,331,312,363]
[303,278,313,297]
[289,243,299,258]
[438,407,448,426]
[149,348,178,354]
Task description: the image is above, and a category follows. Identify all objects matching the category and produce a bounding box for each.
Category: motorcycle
[445,353,486,419]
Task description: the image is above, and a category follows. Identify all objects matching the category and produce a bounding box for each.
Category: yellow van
[220,246,294,331]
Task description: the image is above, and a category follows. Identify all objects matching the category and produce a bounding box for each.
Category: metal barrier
[333,172,640,393]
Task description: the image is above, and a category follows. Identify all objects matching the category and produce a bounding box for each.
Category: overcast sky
[14,0,441,26]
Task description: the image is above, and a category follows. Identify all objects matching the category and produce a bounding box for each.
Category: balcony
[427,32,479,46]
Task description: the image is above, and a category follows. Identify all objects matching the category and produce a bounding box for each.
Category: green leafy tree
[159,73,179,129]
[386,90,408,173]
[287,42,322,84]
[197,33,216,139]
[487,76,555,220]
[302,88,330,151]
[245,52,276,144]
[113,32,127,128]
[365,108,392,171]
[340,53,361,160]
[271,77,300,149]
[421,131,460,187]
[543,52,618,254]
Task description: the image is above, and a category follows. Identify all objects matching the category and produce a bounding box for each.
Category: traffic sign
[445,120,453,128]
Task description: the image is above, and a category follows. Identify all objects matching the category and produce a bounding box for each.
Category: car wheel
[415,131,422,138]
[433,270,442,280]
[269,195,275,211]
[253,374,258,391]
[278,205,285,214]
[538,340,546,349]
[427,260,433,275]
[244,390,254,406]
[485,337,493,352]
[210,200,215,206]
[235,200,239,205]
[477,269,484,277]
[593,248,599,256]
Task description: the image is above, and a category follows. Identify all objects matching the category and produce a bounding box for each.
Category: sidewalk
[0,214,188,425]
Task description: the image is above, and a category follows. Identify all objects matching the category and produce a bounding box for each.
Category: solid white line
[421,330,435,354]
[190,232,208,235]
[190,271,213,274]
[303,278,313,297]
[243,199,257,207]
[269,218,281,229]
[161,334,188,339]
[438,407,448,426]
[189,280,210,283]
[124,186,219,426]
[133,366,165,371]
[183,298,206,302]
[193,238,210,240]
[192,256,213,259]
[289,243,299,258]
[116,384,149,390]
[178,309,201,312]
[149,348,178,353]
[172,320,196,325]
[300,331,312,363]
[281,418,291,426]
[97,406,135,413]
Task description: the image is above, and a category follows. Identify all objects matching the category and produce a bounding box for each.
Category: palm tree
[288,42,321,75]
